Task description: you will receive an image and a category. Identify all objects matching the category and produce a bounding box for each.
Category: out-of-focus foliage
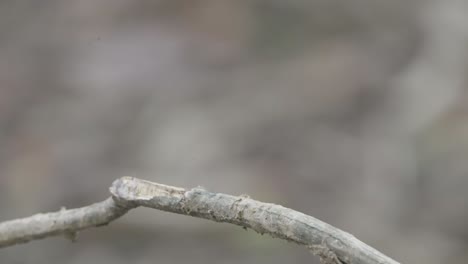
[1,1,468,263]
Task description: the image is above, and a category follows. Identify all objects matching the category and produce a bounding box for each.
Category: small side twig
[0,198,131,248]
[0,177,400,264]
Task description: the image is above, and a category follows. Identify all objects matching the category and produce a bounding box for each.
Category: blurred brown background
[1,0,468,263]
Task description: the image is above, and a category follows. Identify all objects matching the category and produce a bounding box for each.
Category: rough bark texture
[0,198,131,248]
[0,177,400,264]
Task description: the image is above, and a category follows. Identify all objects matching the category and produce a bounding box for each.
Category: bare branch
[0,177,400,264]
[110,177,400,264]
[0,198,131,248]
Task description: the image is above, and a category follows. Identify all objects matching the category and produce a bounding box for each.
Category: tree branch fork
[0,177,400,264]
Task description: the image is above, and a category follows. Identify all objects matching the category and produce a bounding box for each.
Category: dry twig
[0,177,400,264]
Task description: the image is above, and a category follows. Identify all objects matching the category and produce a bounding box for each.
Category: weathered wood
[0,177,400,264]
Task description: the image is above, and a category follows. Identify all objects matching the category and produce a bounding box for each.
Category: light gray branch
[0,198,131,248]
[0,177,400,264]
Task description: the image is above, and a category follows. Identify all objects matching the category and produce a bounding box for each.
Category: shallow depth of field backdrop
[1,1,468,263]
